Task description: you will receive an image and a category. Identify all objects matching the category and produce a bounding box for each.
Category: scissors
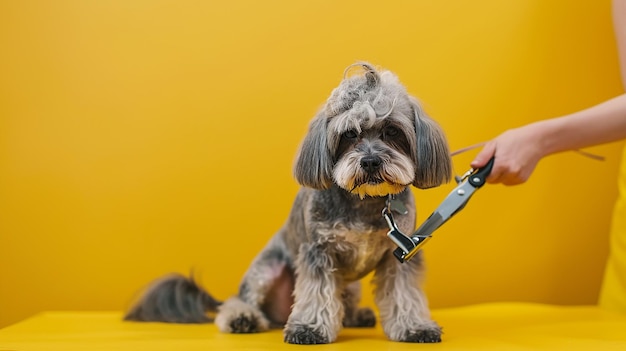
[384,157,495,263]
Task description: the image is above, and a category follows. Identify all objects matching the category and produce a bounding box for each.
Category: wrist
[531,119,563,157]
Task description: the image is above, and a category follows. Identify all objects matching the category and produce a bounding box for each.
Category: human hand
[470,124,546,185]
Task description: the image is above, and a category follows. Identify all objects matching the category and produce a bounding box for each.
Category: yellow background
[1,0,624,328]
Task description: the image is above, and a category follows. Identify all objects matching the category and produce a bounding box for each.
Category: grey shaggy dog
[125,62,452,344]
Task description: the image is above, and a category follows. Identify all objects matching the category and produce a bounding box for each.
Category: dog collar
[385,194,408,215]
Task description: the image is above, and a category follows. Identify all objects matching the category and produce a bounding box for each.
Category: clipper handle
[468,156,495,188]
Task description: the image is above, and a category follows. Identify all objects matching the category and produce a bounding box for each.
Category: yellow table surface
[1,303,626,351]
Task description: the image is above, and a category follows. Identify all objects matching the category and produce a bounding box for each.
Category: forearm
[535,94,626,157]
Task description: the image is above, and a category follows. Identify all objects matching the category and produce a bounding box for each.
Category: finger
[501,170,529,186]
[486,168,502,184]
[470,142,496,169]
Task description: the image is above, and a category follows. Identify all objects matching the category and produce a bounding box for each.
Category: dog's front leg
[373,252,442,343]
[284,242,343,344]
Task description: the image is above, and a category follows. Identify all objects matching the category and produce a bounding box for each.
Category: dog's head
[294,62,452,198]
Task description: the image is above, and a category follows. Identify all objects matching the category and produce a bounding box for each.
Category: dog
[124,62,452,344]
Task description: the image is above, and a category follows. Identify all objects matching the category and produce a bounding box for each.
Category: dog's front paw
[284,324,330,345]
[399,325,442,343]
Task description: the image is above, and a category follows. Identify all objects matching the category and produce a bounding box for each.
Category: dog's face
[294,63,452,198]
[330,98,422,198]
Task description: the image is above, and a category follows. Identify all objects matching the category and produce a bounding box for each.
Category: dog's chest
[301,187,415,280]
[330,226,393,281]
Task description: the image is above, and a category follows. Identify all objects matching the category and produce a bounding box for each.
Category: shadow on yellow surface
[1,303,626,351]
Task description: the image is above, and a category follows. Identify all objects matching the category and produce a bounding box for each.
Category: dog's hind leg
[342,281,376,328]
[215,234,295,333]
[214,296,270,333]
[373,252,442,343]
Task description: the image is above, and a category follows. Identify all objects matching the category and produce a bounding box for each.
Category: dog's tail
[124,273,222,323]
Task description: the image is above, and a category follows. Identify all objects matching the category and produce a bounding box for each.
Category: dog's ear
[411,99,452,189]
[293,114,334,189]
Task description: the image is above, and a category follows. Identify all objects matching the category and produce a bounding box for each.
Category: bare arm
[471,96,626,185]
[471,0,626,185]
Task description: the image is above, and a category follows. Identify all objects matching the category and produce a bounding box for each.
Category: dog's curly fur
[124,62,452,344]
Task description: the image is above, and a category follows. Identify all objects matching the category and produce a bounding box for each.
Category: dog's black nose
[360,156,382,174]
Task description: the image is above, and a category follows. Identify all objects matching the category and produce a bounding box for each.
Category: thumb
[471,142,496,169]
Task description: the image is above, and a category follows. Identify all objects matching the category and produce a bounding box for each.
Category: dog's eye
[384,126,399,138]
[343,130,358,139]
